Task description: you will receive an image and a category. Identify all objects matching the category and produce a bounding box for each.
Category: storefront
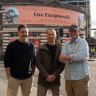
[86,37,96,57]
[1,5,86,52]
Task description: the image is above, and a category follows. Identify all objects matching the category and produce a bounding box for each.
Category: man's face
[69,30,79,39]
[46,29,57,44]
[18,27,28,42]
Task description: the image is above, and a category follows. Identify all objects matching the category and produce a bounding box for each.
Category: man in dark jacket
[4,24,35,96]
[36,28,65,96]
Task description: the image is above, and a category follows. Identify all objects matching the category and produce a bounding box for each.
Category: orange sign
[3,6,84,26]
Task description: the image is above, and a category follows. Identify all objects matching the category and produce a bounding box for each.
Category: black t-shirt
[46,44,57,73]
[4,39,35,79]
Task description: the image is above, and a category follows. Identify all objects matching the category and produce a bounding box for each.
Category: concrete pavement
[0,65,65,96]
[1,61,96,96]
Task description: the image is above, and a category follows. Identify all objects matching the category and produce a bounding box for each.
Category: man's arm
[59,40,89,63]
[31,43,36,75]
[35,50,49,78]
[53,62,65,77]
[5,67,10,79]
[69,40,89,62]
[59,55,71,62]
[4,43,12,79]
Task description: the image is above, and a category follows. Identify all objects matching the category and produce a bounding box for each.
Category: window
[64,33,69,38]
[9,32,17,37]
[32,32,40,37]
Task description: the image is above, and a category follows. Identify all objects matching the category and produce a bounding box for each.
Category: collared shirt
[61,37,89,80]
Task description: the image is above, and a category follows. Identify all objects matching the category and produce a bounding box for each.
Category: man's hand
[5,67,10,79]
[46,74,56,82]
[59,55,71,62]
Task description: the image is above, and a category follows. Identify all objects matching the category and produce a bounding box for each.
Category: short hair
[47,28,56,34]
[18,24,27,32]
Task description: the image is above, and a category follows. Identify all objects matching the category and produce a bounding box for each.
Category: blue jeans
[37,84,60,96]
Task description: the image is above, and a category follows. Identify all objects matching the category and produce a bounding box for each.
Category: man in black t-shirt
[4,24,35,96]
[36,28,65,96]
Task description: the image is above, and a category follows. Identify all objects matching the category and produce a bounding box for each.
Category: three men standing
[4,24,90,96]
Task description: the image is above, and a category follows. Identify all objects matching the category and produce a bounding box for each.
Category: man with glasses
[4,24,36,96]
[59,25,90,96]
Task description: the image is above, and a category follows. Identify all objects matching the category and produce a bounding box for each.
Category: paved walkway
[1,61,96,96]
[0,65,65,96]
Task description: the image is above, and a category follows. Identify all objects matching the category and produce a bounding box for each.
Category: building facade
[0,0,90,54]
